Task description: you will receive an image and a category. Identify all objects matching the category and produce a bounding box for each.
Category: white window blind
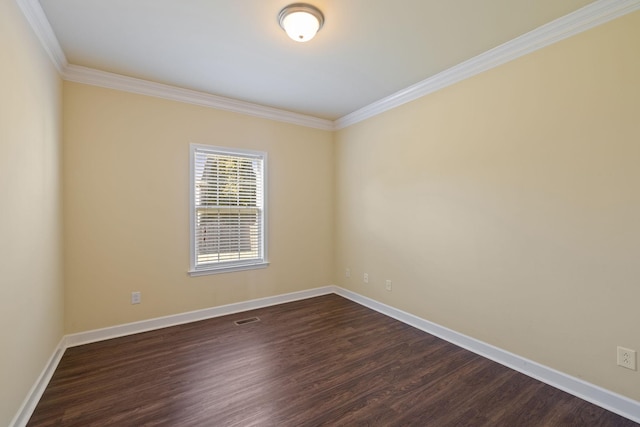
[190,144,267,275]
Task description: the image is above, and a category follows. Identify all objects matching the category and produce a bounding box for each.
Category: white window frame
[189,143,268,276]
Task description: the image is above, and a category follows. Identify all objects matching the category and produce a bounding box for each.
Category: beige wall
[0,0,64,424]
[334,11,640,401]
[4,0,639,420]
[63,82,334,333]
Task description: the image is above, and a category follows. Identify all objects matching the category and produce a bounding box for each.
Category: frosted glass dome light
[278,3,324,43]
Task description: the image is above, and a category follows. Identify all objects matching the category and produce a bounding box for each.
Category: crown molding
[15,0,639,131]
[15,0,333,130]
[334,0,640,129]
[62,65,335,130]
[14,0,67,73]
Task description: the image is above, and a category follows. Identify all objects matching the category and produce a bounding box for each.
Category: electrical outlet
[385,280,392,291]
[363,273,369,284]
[346,268,351,278]
[617,346,637,370]
[131,291,141,305]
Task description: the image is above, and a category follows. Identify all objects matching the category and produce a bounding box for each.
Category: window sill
[188,261,269,277]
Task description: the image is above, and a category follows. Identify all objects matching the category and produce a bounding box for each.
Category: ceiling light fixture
[278,3,324,43]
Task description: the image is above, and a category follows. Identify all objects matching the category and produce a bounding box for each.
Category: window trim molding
[188,143,268,276]
[188,261,270,276]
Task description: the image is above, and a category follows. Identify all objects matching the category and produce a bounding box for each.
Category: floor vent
[234,317,260,326]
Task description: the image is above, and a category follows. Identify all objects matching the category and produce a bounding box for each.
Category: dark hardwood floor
[28,294,638,426]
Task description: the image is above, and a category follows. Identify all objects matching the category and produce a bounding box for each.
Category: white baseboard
[10,338,66,427]
[64,286,335,348]
[10,286,334,427]
[333,286,640,424]
[12,285,640,425]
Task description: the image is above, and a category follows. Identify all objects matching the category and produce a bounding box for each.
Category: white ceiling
[38,0,598,121]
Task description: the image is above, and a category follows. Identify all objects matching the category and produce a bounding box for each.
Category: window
[189,144,267,275]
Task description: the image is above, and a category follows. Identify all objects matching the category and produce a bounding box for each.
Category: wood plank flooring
[28,294,638,426]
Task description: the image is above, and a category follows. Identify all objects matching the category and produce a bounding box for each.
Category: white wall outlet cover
[131,291,141,304]
[617,346,637,371]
